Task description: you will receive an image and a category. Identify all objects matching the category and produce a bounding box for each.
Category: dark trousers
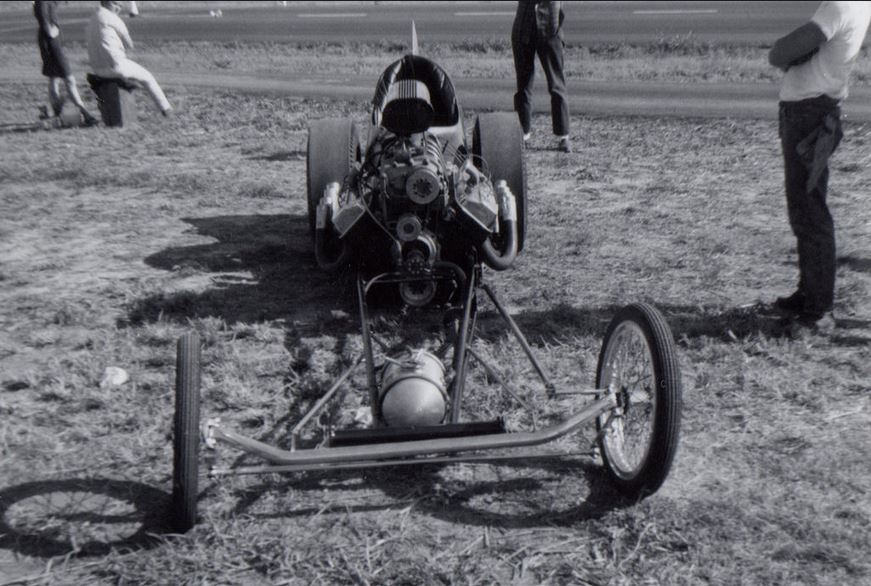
[778,96,842,315]
[512,34,570,136]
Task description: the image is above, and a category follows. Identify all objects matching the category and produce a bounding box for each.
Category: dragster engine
[316,127,517,306]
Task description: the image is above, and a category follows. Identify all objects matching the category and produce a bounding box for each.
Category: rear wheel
[172,332,201,533]
[472,112,528,253]
[595,304,682,499]
[305,118,361,236]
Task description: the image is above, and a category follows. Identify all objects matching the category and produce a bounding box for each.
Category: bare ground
[1,68,870,585]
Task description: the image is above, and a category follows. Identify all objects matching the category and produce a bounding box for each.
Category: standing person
[511,0,571,153]
[87,0,173,117]
[768,1,870,332]
[34,0,99,125]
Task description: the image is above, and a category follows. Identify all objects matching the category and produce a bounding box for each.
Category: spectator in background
[768,1,870,333]
[511,0,571,153]
[87,0,173,117]
[34,0,99,124]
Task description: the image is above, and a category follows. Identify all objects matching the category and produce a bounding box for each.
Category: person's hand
[47,24,60,38]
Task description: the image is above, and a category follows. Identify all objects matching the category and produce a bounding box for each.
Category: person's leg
[48,77,65,116]
[115,59,172,114]
[536,34,570,137]
[62,76,84,110]
[779,101,838,318]
[512,40,536,135]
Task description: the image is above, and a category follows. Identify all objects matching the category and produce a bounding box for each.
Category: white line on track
[298,13,367,18]
[0,17,90,34]
[632,9,718,15]
[0,25,33,34]
[454,12,515,17]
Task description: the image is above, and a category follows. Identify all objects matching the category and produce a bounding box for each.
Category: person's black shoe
[774,291,805,314]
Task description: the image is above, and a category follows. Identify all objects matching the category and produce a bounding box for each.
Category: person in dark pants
[34,0,98,125]
[511,0,571,152]
[768,1,870,334]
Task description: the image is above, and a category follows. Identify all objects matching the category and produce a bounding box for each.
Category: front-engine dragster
[168,49,683,533]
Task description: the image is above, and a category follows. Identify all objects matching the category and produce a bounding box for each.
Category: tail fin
[411,20,419,55]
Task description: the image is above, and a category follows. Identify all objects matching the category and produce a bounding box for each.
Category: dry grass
[1,44,870,586]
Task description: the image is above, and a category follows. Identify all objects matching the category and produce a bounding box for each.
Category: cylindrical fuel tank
[380,350,447,427]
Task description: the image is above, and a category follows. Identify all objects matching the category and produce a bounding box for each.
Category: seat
[372,55,460,129]
[371,55,465,159]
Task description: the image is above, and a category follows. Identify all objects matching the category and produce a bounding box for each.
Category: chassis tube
[357,276,380,423]
[209,394,615,466]
[449,268,477,423]
[481,283,554,394]
[290,353,365,450]
[213,448,595,476]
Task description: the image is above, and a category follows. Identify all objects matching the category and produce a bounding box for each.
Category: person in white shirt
[768,1,871,332]
[87,0,172,116]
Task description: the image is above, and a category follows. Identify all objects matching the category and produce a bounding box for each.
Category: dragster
[168,39,682,533]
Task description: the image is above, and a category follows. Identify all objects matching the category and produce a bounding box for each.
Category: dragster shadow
[483,301,869,347]
[225,457,634,529]
[474,300,809,344]
[131,213,820,343]
[0,478,171,559]
[128,214,357,329]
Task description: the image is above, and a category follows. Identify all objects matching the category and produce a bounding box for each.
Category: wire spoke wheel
[596,304,682,498]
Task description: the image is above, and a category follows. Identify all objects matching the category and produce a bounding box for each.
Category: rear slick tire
[471,112,528,254]
[172,332,201,533]
[595,303,682,499]
[306,118,361,236]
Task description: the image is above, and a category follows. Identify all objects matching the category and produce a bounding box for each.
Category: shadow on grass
[474,301,789,345]
[127,214,356,327]
[838,255,871,274]
[0,121,94,135]
[133,215,812,345]
[0,479,170,559]
[0,121,48,135]
[246,149,305,162]
[225,457,633,529]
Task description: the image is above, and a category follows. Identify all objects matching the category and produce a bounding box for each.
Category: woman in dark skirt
[34,0,98,124]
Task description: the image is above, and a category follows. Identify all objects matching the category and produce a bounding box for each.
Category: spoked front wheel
[172,332,201,533]
[595,303,682,499]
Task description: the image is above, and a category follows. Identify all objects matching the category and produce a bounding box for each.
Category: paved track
[0,1,827,45]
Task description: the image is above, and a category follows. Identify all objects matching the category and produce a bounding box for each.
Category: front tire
[172,332,201,533]
[595,303,682,499]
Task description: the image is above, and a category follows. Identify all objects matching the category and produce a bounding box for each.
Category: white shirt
[780,1,871,101]
[87,6,133,74]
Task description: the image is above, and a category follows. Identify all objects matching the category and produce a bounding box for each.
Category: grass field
[1,40,871,585]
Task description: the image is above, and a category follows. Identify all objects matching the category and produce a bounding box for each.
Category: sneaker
[557,135,571,153]
[522,132,531,142]
[774,290,805,314]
